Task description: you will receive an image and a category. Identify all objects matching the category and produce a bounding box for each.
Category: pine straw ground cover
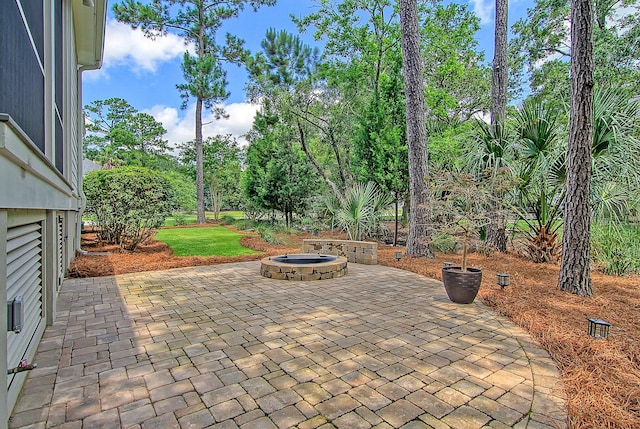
[69,225,640,428]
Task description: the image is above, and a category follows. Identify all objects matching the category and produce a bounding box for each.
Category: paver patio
[10,262,567,428]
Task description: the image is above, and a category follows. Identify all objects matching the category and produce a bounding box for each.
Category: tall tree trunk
[400,0,434,257]
[558,0,594,297]
[394,198,399,247]
[486,0,509,252]
[195,97,206,224]
[491,0,508,127]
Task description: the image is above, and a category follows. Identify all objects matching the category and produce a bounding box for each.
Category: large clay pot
[441,266,483,304]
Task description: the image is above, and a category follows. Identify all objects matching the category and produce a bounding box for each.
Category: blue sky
[83,0,530,147]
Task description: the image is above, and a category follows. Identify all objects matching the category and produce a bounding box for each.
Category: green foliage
[420,1,491,123]
[427,122,469,172]
[220,215,236,225]
[431,232,459,254]
[84,98,169,169]
[333,182,392,241]
[172,212,189,226]
[179,135,243,218]
[243,113,317,226]
[83,167,173,251]
[352,64,408,200]
[162,171,196,212]
[255,225,285,245]
[510,0,640,100]
[591,224,640,276]
[245,28,319,92]
[591,88,640,224]
[114,0,276,223]
[510,99,565,263]
[154,226,259,257]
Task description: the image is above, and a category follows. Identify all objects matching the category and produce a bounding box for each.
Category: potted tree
[432,171,500,303]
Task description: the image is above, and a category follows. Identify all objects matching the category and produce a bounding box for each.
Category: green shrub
[173,212,189,226]
[256,225,284,245]
[220,215,236,225]
[84,167,173,251]
[431,232,459,254]
[591,224,640,276]
[162,171,196,212]
[233,219,256,231]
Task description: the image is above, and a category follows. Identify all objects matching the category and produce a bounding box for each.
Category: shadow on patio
[9,262,567,428]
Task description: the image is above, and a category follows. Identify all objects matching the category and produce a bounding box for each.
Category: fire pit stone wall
[302,239,377,265]
[260,256,348,281]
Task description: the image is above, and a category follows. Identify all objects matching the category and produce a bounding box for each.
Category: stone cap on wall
[302,239,378,265]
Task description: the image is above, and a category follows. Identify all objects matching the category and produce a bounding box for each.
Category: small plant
[220,215,236,225]
[332,182,392,241]
[173,212,188,226]
[591,224,640,276]
[256,225,284,245]
[517,191,563,263]
[431,171,505,270]
[431,231,459,254]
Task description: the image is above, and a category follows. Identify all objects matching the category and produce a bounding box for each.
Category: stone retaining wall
[302,239,378,265]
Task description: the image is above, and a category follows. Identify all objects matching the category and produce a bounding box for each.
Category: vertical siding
[0,0,46,152]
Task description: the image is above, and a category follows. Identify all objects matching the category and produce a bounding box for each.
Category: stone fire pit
[260,254,348,281]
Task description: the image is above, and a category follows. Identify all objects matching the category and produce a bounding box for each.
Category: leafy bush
[162,171,196,212]
[220,215,236,225]
[233,219,256,231]
[256,225,284,245]
[84,167,173,251]
[591,224,640,276]
[173,212,189,226]
[332,182,391,241]
[431,232,459,254]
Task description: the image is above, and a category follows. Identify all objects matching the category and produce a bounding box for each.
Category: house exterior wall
[0,0,105,424]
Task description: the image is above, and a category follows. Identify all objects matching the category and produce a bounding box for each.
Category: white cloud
[470,0,493,25]
[84,18,188,81]
[145,102,260,150]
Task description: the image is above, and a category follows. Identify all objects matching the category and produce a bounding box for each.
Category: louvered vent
[6,222,44,407]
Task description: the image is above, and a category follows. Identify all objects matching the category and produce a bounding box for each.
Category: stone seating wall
[302,239,378,265]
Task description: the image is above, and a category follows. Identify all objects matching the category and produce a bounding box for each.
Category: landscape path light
[497,273,510,289]
[587,318,611,338]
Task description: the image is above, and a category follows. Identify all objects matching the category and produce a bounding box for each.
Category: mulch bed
[69,226,640,429]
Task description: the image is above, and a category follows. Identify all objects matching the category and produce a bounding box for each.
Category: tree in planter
[431,170,513,303]
[83,167,174,251]
[432,171,494,271]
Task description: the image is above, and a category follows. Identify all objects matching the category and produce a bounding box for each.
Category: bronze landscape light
[587,318,611,338]
[497,273,510,289]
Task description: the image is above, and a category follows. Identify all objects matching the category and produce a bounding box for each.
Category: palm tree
[513,99,565,263]
[591,88,640,224]
[333,182,391,241]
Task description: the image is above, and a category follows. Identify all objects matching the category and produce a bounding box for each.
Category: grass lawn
[164,211,246,226]
[154,225,259,257]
